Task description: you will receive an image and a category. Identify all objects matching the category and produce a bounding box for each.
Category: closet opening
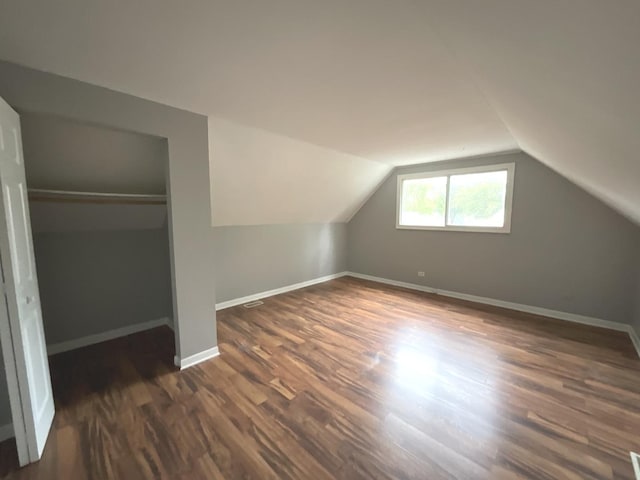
[0,111,176,468]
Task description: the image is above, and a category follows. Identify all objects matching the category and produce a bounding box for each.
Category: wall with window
[348,151,640,325]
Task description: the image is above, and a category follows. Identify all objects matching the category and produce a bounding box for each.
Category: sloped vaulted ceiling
[0,1,638,225]
[424,0,640,225]
[208,117,390,226]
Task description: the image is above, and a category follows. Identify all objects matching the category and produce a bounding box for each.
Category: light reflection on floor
[380,325,501,460]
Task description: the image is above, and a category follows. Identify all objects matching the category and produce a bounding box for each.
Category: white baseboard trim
[0,423,13,442]
[174,346,220,370]
[215,271,349,311]
[346,272,437,294]
[47,317,172,355]
[628,327,640,361]
[437,288,628,332]
[631,452,640,480]
[347,272,640,357]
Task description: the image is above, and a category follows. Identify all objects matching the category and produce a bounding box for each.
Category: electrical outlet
[418,271,425,277]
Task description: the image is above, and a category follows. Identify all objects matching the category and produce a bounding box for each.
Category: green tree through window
[448,170,507,226]
[398,164,513,231]
[403,179,445,216]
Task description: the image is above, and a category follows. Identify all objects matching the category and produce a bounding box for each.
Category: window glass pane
[400,176,447,226]
[448,170,507,227]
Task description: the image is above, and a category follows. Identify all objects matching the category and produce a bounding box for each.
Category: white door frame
[0,96,55,466]
[0,277,33,465]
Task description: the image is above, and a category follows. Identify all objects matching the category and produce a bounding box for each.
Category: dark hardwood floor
[1,276,640,479]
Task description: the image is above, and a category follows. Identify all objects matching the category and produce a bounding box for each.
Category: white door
[0,96,54,466]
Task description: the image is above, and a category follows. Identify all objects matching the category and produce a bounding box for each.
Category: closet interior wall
[22,113,175,346]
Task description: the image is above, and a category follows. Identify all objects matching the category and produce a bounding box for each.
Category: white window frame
[396,162,515,233]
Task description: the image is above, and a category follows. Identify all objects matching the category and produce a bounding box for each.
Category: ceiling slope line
[420,8,521,155]
[419,1,640,227]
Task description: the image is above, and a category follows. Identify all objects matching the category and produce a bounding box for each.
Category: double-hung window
[396,163,515,233]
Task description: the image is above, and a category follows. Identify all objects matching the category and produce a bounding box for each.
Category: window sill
[395,225,511,234]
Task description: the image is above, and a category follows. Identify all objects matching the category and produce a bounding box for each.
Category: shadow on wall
[314,223,345,275]
[213,223,348,304]
[33,227,174,346]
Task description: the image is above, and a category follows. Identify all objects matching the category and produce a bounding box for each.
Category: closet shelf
[27,189,167,205]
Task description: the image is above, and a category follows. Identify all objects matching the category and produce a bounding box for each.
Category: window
[396,163,515,233]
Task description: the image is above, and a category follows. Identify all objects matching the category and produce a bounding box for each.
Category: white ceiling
[0,0,638,224]
[0,0,516,166]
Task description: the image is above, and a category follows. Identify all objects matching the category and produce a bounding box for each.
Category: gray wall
[214,223,347,303]
[21,112,167,194]
[34,228,173,345]
[0,60,217,360]
[348,152,640,324]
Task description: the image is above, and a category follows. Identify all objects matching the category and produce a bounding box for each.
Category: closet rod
[27,188,167,205]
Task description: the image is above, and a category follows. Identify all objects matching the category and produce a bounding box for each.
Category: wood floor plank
[1,277,639,479]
